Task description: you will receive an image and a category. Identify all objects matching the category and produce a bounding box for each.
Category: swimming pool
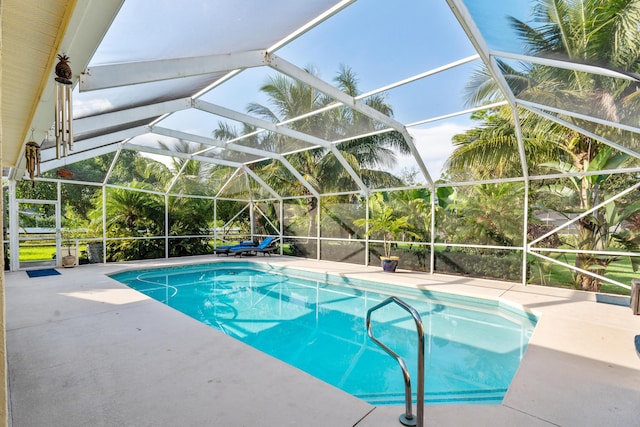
[110,262,537,405]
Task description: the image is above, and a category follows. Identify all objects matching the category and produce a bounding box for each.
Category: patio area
[6,257,640,426]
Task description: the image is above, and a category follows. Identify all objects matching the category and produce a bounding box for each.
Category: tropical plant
[85,184,165,261]
[372,187,433,249]
[446,0,640,291]
[354,193,418,258]
[443,183,526,248]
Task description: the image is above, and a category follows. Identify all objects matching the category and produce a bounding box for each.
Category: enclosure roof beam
[39,143,121,174]
[103,146,122,186]
[520,103,640,160]
[40,126,149,162]
[267,0,356,52]
[123,143,244,169]
[193,99,331,149]
[399,128,434,188]
[151,126,224,148]
[267,54,401,133]
[79,50,267,91]
[215,168,243,199]
[492,50,640,82]
[151,126,272,161]
[73,98,192,135]
[272,156,319,198]
[406,101,508,127]
[151,126,319,198]
[152,128,284,200]
[164,155,191,195]
[517,99,640,135]
[445,0,530,182]
[242,166,281,200]
[445,0,517,106]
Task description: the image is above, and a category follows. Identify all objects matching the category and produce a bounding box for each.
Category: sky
[85,0,534,182]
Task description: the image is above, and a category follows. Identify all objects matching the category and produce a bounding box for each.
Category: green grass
[18,245,56,261]
[18,244,87,262]
[600,258,636,295]
[529,253,634,296]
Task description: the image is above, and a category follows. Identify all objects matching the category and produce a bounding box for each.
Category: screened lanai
[3,1,640,426]
[3,0,640,296]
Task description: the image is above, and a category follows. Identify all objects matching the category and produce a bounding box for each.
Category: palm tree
[447,107,566,180]
[215,65,411,237]
[247,65,409,190]
[445,183,526,247]
[88,184,165,261]
[450,0,640,178]
[101,185,164,237]
[446,0,640,291]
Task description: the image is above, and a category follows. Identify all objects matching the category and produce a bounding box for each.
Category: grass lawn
[529,253,634,296]
[602,259,636,295]
[18,245,56,261]
[18,244,87,262]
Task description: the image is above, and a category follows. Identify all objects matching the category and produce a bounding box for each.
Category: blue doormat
[26,268,61,278]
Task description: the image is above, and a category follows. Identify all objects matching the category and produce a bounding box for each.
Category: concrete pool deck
[6,256,640,426]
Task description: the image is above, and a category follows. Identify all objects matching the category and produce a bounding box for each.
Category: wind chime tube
[55,83,61,159]
[61,84,68,157]
[67,86,74,151]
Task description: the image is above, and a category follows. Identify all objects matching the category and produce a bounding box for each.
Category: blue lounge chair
[214,241,256,256]
[231,237,278,257]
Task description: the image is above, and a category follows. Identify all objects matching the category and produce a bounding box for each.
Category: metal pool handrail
[366,296,425,427]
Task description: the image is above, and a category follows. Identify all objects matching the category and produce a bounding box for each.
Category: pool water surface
[111,262,537,405]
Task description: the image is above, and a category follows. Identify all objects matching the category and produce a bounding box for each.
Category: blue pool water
[110,262,537,405]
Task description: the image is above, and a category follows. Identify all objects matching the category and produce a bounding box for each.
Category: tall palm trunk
[574,219,600,291]
[571,139,605,292]
[306,195,317,239]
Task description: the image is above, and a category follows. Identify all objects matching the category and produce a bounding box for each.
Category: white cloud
[399,122,470,181]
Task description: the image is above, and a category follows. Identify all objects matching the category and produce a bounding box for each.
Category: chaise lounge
[214,240,256,256]
[231,236,278,257]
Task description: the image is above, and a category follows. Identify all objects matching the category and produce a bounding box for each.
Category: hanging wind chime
[54,53,74,158]
[24,129,41,187]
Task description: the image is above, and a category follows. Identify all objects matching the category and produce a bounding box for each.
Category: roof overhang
[1,0,124,172]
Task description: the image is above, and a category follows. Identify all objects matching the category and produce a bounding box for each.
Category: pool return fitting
[366,296,425,427]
